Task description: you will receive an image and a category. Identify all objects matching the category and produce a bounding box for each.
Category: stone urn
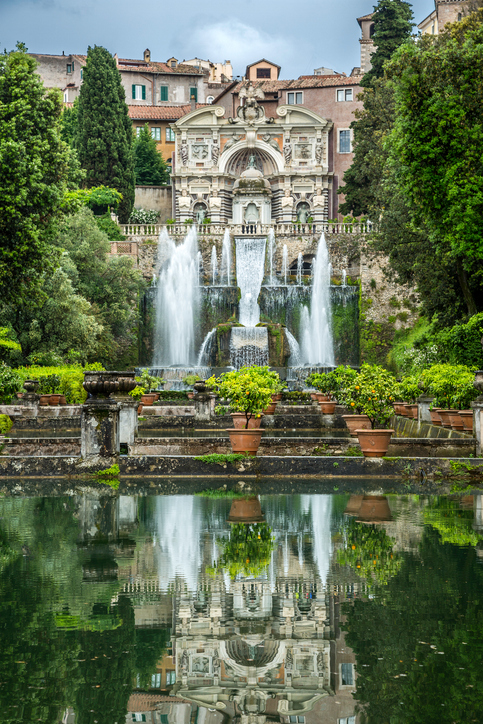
[83,371,120,399]
[227,496,265,523]
[23,379,40,394]
[117,372,137,395]
[193,380,208,394]
[474,370,483,395]
[357,495,393,523]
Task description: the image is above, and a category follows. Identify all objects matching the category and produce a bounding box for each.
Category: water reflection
[0,493,482,722]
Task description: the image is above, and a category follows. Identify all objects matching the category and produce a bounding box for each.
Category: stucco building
[418,0,467,34]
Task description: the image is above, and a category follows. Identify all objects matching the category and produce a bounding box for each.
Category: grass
[195,489,249,499]
[193,453,250,466]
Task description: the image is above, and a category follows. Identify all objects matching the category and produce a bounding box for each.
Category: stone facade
[418,0,467,34]
[134,185,173,219]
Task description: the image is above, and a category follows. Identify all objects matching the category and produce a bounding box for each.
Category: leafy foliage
[133,125,170,186]
[363,0,414,85]
[211,521,274,580]
[76,45,135,222]
[128,207,160,224]
[0,363,22,403]
[207,365,280,427]
[342,363,397,428]
[337,517,401,588]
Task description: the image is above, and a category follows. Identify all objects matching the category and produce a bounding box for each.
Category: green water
[0,492,482,723]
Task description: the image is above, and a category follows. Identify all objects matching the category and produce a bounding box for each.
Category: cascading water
[153,227,199,366]
[220,229,232,286]
[285,328,301,366]
[197,327,216,366]
[267,229,276,286]
[197,251,203,286]
[342,268,347,286]
[300,233,335,366]
[296,252,303,285]
[232,237,269,368]
[282,244,288,285]
[211,245,218,285]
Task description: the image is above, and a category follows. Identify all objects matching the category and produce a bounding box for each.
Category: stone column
[417,395,433,424]
[112,394,138,445]
[193,380,215,422]
[472,398,483,456]
[81,399,120,458]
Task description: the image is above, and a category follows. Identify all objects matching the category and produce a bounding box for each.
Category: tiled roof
[117,59,204,75]
[128,693,187,712]
[229,75,363,94]
[128,103,207,120]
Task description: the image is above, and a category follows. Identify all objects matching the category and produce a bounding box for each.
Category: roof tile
[128,103,207,120]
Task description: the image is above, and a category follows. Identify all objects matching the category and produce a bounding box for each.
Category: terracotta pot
[316,393,330,402]
[459,411,474,433]
[39,394,50,407]
[227,496,265,523]
[141,394,156,406]
[400,404,413,417]
[263,402,277,415]
[310,393,318,401]
[49,394,61,406]
[430,409,443,426]
[448,410,464,431]
[460,495,474,510]
[357,495,393,523]
[59,395,67,406]
[231,413,263,429]
[187,392,194,400]
[393,402,405,415]
[226,428,263,456]
[16,392,24,399]
[152,393,160,402]
[437,409,453,428]
[319,401,336,414]
[137,404,143,414]
[344,494,364,517]
[342,414,371,437]
[356,428,394,458]
[407,404,418,420]
[272,393,282,402]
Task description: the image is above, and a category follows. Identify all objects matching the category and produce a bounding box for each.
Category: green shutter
[190,87,197,102]
[160,85,168,101]
[132,84,136,99]
[142,85,146,100]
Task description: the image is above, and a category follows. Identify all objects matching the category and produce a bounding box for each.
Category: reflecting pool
[0,492,482,723]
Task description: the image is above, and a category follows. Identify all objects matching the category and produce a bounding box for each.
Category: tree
[0,45,72,303]
[76,46,135,222]
[134,125,170,185]
[362,0,414,86]
[386,10,483,316]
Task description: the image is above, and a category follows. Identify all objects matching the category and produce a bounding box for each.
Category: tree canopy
[362,0,414,86]
[0,45,73,303]
[134,125,170,185]
[76,45,135,222]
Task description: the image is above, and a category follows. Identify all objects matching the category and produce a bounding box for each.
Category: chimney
[114,53,118,67]
[190,94,196,111]
[144,48,151,63]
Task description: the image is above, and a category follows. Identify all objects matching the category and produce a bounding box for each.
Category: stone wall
[134,186,173,221]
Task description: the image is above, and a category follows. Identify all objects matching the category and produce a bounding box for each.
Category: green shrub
[0,415,13,434]
[128,208,159,224]
[94,212,125,240]
[0,364,22,403]
[434,313,483,367]
[14,363,104,404]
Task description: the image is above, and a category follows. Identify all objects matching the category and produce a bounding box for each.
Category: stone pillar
[417,395,433,425]
[472,397,483,456]
[81,399,120,458]
[112,395,138,445]
[193,380,215,422]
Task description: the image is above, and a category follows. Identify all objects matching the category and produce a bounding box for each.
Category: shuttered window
[160,85,168,101]
[132,84,145,100]
[189,87,198,102]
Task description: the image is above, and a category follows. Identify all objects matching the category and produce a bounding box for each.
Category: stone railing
[119,221,373,239]
[109,240,138,255]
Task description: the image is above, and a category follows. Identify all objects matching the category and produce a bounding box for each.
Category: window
[66,64,72,73]
[289,717,305,723]
[170,60,176,68]
[339,129,351,154]
[189,87,198,102]
[80,69,83,80]
[63,91,68,103]
[341,663,354,686]
[166,128,175,142]
[160,85,168,101]
[151,127,161,140]
[166,670,176,685]
[337,88,353,101]
[287,91,303,105]
[338,718,356,724]
[151,673,161,688]
[207,95,214,104]
[160,716,169,724]
[132,715,146,723]
[132,84,146,100]
[136,126,143,137]
[458,12,462,20]
[257,67,271,78]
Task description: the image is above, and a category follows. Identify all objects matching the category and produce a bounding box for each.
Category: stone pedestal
[417,395,433,424]
[472,397,483,456]
[113,395,138,444]
[81,399,120,458]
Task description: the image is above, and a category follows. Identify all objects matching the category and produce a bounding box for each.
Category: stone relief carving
[312,188,325,207]
[178,188,191,209]
[181,650,189,672]
[191,143,209,160]
[283,141,292,165]
[180,140,188,166]
[293,143,312,160]
[211,140,219,165]
[281,189,294,208]
[223,133,242,151]
[317,652,324,674]
[315,142,323,165]
[209,191,222,210]
[237,82,265,124]
[261,133,281,153]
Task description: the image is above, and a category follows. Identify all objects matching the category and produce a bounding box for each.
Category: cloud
[188,20,294,76]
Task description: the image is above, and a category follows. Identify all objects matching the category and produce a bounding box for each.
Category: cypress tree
[134,125,170,185]
[76,46,135,222]
[363,0,414,85]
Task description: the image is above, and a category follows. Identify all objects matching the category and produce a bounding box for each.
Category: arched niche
[220,142,283,176]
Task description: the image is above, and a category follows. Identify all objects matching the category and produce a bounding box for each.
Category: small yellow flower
[351,545,356,550]
[351,402,355,407]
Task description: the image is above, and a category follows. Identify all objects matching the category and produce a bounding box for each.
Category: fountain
[267,229,276,286]
[296,252,303,285]
[281,244,288,285]
[210,245,218,285]
[220,228,232,286]
[300,233,335,366]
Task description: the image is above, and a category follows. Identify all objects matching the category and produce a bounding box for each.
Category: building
[357,13,375,74]
[418,0,467,35]
[245,58,281,82]
[30,52,86,102]
[182,57,233,83]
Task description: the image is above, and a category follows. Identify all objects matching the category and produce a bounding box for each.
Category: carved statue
[209,190,222,210]
[261,133,281,153]
[211,140,219,165]
[196,206,206,224]
[317,652,324,674]
[181,651,189,672]
[281,189,294,208]
[285,649,293,670]
[180,140,188,166]
[247,154,257,169]
[178,188,191,209]
[237,82,265,124]
[313,188,325,207]
[297,203,310,223]
[315,142,323,165]
[283,141,292,165]
[223,133,242,151]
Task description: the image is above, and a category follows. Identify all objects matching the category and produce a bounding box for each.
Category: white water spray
[282,244,288,285]
[211,245,218,285]
[220,229,232,286]
[267,228,276,286]
[300,233,335,365]
[296,252,303,285]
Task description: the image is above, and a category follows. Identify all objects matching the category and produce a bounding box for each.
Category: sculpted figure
[178,188,191,209]
[209,190,222,210]
[223,133,242,150]
[315,142,323,165]
[262,133,281,153]
[281,189,294,208]
[283,141,292,165]
[196,206,206,224]
[312,188,325,207]
[211,140,219,165]
[180,140,188,165]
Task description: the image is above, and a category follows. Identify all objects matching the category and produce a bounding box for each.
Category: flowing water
[267,228,276,286]
[2,491,483,723]
[300,233,335,366]
[153,227,199,367]
[220,228,232,286]
[210,245,218,286]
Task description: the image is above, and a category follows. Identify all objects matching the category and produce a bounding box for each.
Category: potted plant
[129,385,146,413]
[210,520,274,580]
[207,366,277,455]
[137,370,164,401]
[395,376,420,419]
[344,364,396,457]
[183,373,201,399]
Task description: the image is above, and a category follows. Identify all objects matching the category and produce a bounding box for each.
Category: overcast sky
[2,0,435,78]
